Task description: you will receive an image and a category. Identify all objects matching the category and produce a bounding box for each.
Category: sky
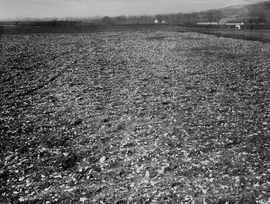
[0,0,266,20]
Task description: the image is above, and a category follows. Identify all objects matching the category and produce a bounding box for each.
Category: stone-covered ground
[0,31,269,203]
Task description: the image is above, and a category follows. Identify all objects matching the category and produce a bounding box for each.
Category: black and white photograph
[0,0,269,203]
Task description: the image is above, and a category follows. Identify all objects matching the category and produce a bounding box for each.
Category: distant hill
[220,1,270,22]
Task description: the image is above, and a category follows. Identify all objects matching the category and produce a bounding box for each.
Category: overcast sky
[0,0,266,20]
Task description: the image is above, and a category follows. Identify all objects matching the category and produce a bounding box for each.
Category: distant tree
[203,10,224,22]
[258,16,266,24]
[155,14,163,22]
[101,16,114,25]
[0,26,3,37]
[248,16,266,25]
[140,15,154,24]
[114,15,127,24]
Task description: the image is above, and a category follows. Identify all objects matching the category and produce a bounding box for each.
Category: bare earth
[0,31,270,203]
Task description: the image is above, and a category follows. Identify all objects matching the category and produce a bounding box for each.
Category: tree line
[85,10,224,25]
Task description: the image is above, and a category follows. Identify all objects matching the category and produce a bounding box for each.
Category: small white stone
[80,197,88,202]
[99,156,106,163]
[63,153,69,157]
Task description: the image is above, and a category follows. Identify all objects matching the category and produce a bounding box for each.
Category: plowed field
[0,31,270,203]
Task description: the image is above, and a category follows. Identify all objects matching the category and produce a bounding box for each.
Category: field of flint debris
[0,31,270,203]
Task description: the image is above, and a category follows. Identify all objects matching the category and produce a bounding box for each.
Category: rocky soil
[0,31,269,203]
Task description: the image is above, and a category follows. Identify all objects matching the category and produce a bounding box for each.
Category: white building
[219,18,244,29]
[154,19,159,24]
[225,22,244,29]
[197,22,218,25]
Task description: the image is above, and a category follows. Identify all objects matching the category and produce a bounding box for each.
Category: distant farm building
[219,18,244,29]
[196,21,244,29]
[225,22,244,29]
[154,19,159,24]
[197,22,218,25]
[161,20,166,24]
